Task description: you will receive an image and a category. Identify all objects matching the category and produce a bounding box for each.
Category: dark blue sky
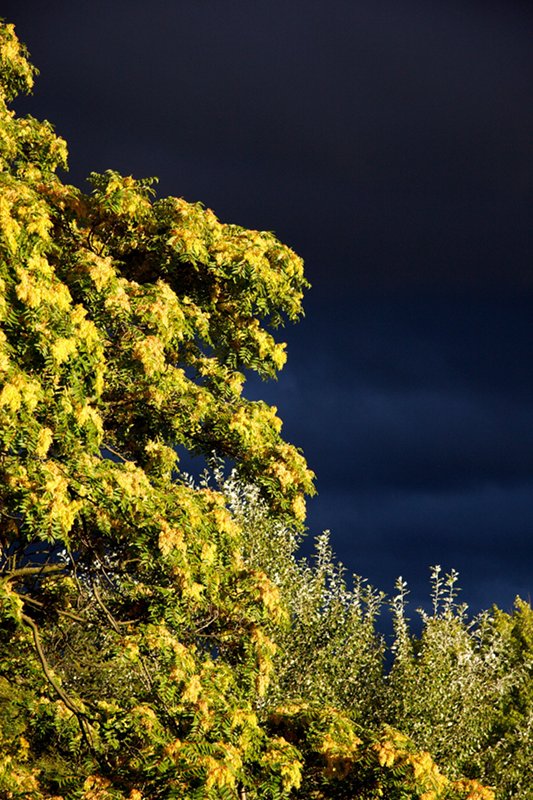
[5,0,533,615]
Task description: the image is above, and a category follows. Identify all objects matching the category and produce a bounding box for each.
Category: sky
[4,0,533,617]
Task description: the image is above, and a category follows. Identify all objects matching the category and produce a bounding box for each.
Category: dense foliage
[0,20,527,799]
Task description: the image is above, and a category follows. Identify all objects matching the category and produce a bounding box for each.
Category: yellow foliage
[71,304,101,350]
[204,757,236,790]
[51,336,78,364]
[0,373,42,413]
[212,504,239,537]
[0,380,20,411]
[0,280,8,324]
[87,253,116,290]
[41,465,82,534]
[14,251,71,310]
[182,580,205,602]
[104,277,132,311]
[254,570,286,623]
[407,750,448,793]
[113,461,152,498]
[163,738,183,760]
[0,754,40,795]
[291,493,307,521]
[201,541,216,565]
[132,334,166,375]
[231,707,258,729]
[0,194,21,253]
[131,704,159,733]
[0,23,35,90]
[35,426,53,457]
[82,775,114,800]
[269,460,294,490]
[0,579,24,619]
[251,625,277,696]
[158,521,186,557]
[0,21,320,800]
[75,403,104,436]
[261,737,302,792]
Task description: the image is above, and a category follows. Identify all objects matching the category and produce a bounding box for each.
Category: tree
[0,19,313,798]
[215,475,502,799]
[221,472,385,724]
[383,570,533,799]
[222,470,533,799]
[0,20,496,799]
[478,599,533,799]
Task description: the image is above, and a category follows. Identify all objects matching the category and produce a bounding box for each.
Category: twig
[194,610,219,634]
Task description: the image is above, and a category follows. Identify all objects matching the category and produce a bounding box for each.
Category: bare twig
[195,610,219,634]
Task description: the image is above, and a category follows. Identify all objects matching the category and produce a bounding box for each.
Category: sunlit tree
[0,19,314,798]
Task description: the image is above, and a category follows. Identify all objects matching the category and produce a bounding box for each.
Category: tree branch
[2,564,66,580]
[92,584,121,633]
[102,442,131,463]
[21,594,86,624]
[21,613,82,714]
[21,612,94,749]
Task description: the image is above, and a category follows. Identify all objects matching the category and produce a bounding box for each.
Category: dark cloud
[4,0,533,613]
[304,481,532,614]
[12,1,533,192]
[247,293,533,611]
[11,1,533,296]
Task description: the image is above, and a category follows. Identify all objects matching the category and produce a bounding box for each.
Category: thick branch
[2,564,66,580]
